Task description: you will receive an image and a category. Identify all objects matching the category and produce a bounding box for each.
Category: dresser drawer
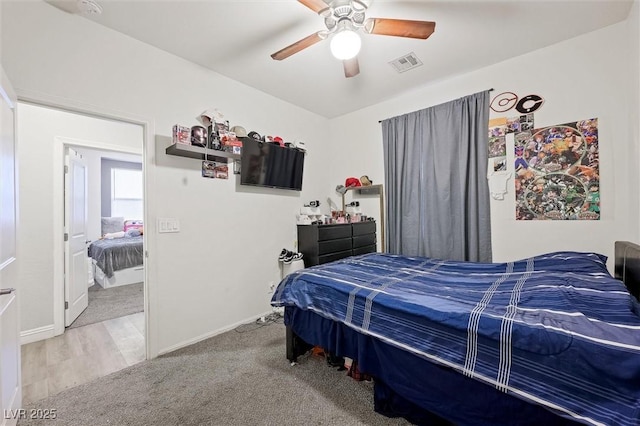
[352,221,376,236]
[318,249,353,265]
[318,238,352,255]
[353,234,376,248]
[353,244,376,256]
[318,224,351,241]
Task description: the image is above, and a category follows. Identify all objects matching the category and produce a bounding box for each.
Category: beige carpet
[19,320,411,426]
[67,283,143,329]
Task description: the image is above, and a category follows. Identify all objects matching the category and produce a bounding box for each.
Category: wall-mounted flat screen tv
[240,138,304,191]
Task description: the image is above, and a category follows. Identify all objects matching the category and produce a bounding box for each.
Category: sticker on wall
[493,156,507,172]
[490,92,544,114]
[490,92,518,113]
[202,160,229,179]
[489,136,507,158]
[489,117,507,129]
[514,118,599,220]
[488,117,508,158]
[515,95,544,114]
[506,113,535,134]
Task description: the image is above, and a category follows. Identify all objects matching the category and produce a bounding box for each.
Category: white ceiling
[46,0,633,118]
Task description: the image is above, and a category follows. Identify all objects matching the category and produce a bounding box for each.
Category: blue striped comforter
[271,252,640,426]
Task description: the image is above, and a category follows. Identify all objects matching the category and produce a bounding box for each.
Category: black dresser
[297,221,377,267]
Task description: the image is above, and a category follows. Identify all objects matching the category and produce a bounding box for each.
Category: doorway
[16,102,148,404]
[64,146,145,331]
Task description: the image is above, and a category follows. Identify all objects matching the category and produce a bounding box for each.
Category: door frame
[17,90,158,360]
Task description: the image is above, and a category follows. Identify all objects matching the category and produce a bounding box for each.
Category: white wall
[1,1,331,353]
[327,21,640,270]
[15,103,143,332]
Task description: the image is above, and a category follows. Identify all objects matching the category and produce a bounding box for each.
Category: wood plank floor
[21,312,145,405]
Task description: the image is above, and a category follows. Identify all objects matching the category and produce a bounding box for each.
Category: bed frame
[614,240,640,301]
[284,241,640,425]
[92,260,144,289]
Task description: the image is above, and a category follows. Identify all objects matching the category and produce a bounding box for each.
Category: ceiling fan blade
[298,0,329,14]
[365,18,436,39]
[343,57,360,78]
[271,32,323,61]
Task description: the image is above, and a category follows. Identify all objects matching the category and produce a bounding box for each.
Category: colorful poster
[514,118,599,220]
[489,135,506,158]
[488,118,507,158]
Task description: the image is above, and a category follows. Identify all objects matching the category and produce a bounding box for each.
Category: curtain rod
[378,88,494,123]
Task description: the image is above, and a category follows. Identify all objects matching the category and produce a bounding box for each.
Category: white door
[64,148,89,326]
[0,66,21,425]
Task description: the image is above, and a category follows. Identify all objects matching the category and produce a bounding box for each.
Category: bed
[89,217,144,288]
[271,241,640,426]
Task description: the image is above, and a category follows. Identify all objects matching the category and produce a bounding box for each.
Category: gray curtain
[382,90,492,262]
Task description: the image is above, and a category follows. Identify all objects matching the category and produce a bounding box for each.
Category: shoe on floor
[284,252,303,264]
[278,248,288,261]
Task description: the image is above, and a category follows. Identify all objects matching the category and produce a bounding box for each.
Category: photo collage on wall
[488,113,535,172]
[514,118,599,220]
[202,160,229,179]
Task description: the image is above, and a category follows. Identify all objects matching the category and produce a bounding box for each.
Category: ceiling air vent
[389,52,423,73]
[77,0,103,15]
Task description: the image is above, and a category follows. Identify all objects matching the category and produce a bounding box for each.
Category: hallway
[21,312,144,405]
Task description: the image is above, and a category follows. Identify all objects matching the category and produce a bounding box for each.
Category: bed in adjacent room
[89,217,144,288]
[271,241,640,426]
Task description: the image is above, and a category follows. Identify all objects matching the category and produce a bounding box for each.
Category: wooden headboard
[615,241,640,302]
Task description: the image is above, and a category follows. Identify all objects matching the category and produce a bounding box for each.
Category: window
[111,168,143,219]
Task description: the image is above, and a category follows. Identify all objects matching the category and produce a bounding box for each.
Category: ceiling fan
[271,0,436,78]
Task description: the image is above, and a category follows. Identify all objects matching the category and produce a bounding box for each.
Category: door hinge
[64,165,69,173]
[65,301,69,310]
[64,233,68,242]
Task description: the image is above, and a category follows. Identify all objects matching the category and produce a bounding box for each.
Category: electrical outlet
[293,240,298,249]
[268,281,276,294]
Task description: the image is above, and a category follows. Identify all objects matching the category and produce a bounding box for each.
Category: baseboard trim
[158,310,274,356]
[21,324,56,345]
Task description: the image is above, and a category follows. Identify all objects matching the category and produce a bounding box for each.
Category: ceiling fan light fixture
[330,29,361,60]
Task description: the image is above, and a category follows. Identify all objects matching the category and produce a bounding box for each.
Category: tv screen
[240,138,304,191]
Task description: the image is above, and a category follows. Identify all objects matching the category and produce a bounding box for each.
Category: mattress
[271,252,640,426]
[88,236,143,278]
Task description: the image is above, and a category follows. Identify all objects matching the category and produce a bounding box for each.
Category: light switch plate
[158,218,180,233]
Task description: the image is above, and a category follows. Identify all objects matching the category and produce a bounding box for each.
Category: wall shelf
[341,184,385,251]
[165,143,240,163]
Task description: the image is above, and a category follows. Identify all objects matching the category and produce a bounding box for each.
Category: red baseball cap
[345,177,361,188]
